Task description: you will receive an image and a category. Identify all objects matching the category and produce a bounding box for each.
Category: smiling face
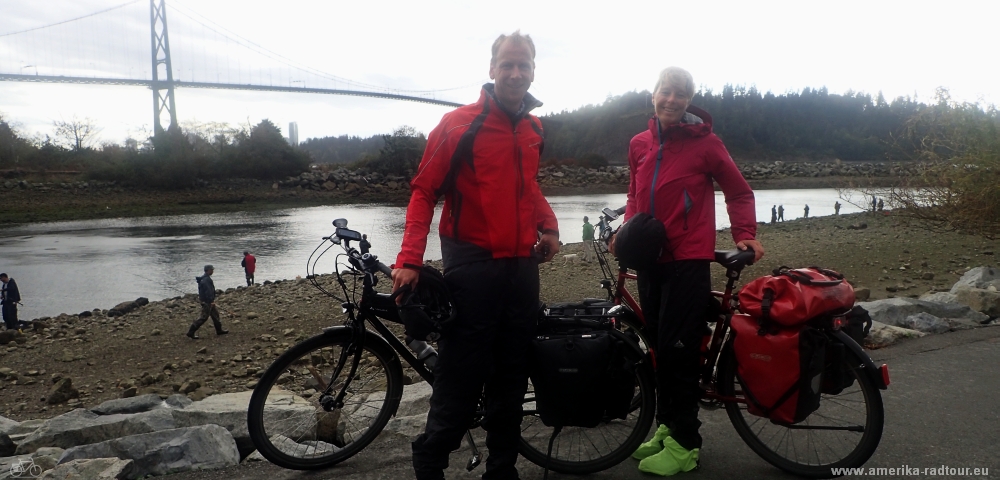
[489,38,535,111]
[653,83,692,127]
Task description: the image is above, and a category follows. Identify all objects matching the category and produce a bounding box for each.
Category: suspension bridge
[0,0,463,134]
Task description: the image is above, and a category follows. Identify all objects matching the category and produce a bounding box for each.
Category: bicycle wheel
[518,340,656,474]
[718,339,884,478]
[247,329,404,470]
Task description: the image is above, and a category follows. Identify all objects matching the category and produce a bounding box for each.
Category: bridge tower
[149,0,177,133]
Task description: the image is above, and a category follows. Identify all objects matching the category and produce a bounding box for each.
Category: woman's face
[653,83,692,126]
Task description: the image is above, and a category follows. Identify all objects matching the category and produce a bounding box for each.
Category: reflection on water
[0,189,860,319]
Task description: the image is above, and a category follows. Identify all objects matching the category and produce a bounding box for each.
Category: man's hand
[535,233,559,263]
[391,268,420,304]
[736,239,765,263]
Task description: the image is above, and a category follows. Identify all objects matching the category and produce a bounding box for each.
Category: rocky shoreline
[0,161,924,225]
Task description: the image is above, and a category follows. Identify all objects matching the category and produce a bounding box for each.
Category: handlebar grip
[377,262,393,277]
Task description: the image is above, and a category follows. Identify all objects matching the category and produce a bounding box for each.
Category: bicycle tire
[247,329,404,470]
[518,336,656,474]
[718,338,884,478]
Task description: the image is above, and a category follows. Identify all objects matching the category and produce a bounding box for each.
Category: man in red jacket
[615,66,765,476]
[392,30,559,480]
[241,251,256,286]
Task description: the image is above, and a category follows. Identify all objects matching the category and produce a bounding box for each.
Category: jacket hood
[481,83,543,115]
[647,104,714,139]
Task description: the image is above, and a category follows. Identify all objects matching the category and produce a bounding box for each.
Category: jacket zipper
[650,118,664,217]
[515,127,523,256]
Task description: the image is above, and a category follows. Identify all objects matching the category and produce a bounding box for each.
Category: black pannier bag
[529,301,637,428]
[821,306,873,394]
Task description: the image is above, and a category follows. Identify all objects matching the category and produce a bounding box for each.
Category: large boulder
[953,287,1000,318]
[382,381,433,439]
[899,312,951,334]
[90,394,190,415]
[867,321,927,347]
[47,377,80,405]
[949,266,1000,293]
[107,301,139,318]
[40,458,136,480]
[15,408,175,454]
[170,390,313,459]
[858,297,989,330]
[57,425,239,477]
[0,416,18,437]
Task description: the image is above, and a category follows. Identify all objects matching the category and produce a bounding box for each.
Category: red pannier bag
[739,267,855,327]
[730,314,827,424]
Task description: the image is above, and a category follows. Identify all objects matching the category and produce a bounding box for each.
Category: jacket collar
[647,104,714,139]
[481,83,543,121]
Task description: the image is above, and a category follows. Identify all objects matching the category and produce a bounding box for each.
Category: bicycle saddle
[714,249,755,271]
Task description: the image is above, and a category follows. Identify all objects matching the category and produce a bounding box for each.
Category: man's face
[489,40,534,109]
[653,83,692,126]
[206,269,213,276]
[0,277,7,284]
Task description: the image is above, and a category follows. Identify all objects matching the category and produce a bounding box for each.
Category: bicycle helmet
[397,265,456,342]
[613,212,667,269]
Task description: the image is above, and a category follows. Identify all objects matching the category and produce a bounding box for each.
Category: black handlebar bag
[613,212,667,270]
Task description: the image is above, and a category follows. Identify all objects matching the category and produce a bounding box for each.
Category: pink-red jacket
[625,106,756,262]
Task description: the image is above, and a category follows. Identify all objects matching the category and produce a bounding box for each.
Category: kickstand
[465,430,482,471]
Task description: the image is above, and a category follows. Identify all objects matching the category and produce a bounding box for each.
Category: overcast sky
[1,0,997,147]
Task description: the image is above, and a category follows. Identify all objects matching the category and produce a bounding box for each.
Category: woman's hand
[736,239,765,263]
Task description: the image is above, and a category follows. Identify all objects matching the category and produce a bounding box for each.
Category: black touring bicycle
[247,216,887,478]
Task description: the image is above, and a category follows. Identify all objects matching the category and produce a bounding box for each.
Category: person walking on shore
[770,205,777,224]
[582,216,596,262]
[241,251,256,286]
[834,201,841,215]
[778,204,784,222]
[187,265,228,339]
[1,273,23,331]
[804,204,810,218]
[359,234,372,255]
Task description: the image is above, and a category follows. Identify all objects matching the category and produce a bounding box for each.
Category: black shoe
[216,329,229,335]
[186,326,200,339]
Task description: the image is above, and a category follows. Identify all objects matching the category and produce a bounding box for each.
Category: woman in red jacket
[614,66,765,476]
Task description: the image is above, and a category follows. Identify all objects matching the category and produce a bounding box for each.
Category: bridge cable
[0,0,142,38]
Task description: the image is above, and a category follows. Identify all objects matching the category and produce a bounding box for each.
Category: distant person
[241,251,257,286]
[877,199,884,211]
[834,201,841,215]
[770,205,777,224]
[187,265,228,339]
[581,216,596,262]
[0,273,22,331]
[804,204,810,218]
[777,204,784,222]
[359,234,372,255]
[872,195,877,212]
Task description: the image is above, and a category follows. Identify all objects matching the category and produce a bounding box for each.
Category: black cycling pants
[636,260,711,451]
[412,257,539,480]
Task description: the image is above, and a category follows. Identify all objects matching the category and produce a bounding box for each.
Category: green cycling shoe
[637,437,700,476]
[632,424,672,460]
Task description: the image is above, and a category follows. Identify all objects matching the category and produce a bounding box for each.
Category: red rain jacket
[396,85,558,270]
[625,106,756,262]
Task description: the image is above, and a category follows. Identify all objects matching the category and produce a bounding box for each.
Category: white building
[288,122,299,146]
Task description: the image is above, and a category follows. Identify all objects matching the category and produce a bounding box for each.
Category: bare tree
[53,116,102,151]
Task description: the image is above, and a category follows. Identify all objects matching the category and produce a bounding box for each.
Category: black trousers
[636,260,711,451]
[2,302,17,330]
[412,257,539,480]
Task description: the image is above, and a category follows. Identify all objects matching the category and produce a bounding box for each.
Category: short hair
[583,216,589,222]
[491,30,536,67]
[244,251,249,255]
[653,66,695,99]
[204,265,214,272]
[0,273,6,279]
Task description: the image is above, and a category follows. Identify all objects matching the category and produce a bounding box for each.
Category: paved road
[165,326,1000,479]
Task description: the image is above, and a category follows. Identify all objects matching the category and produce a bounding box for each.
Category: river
[0,189,865,319]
